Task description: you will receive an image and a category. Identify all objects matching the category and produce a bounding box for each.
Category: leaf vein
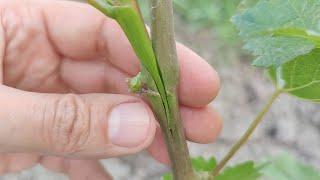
[285,80,320,92]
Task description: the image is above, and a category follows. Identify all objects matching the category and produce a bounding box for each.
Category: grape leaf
[237,0,260,12]
[233,0,320,67]
[245,36,315,67]
[215,161,264,180]
[261,153,320,180]
[161,156,217,180]
[191,157,217,172]
[269,49,320,101]
[161,157,263,180]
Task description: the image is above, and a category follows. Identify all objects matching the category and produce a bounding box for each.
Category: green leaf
[238,0,259,11]
[162,157,263,180]
[162,173,173,180]
[233,0,320,67]
[261,153,320,180]
[191,157,217,172]
[269,49,320,101]
[245,36,315,67]
[215,161,263,180]
[161,157,216,179]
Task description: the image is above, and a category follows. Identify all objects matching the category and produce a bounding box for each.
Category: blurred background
[2,0,320,179]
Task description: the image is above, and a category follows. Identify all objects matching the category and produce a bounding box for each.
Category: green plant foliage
[191,157,217,172]
[244,36,315,67]
[238,0,259,11]
[173,0,217,28]
[128,72,143,93]
[173,0,242,44]
[162,173,173,180]
[269,49,320,101]
[261,154,320,180]
[162,154,320,179]
[137,0,251,45]
[162,157,263,180]
[233,0,320,67]
[215,161,263,180]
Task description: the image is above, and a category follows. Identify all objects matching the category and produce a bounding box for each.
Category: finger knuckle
[1,5,40,44]
[46,94,91,154]
[1,5,43,86]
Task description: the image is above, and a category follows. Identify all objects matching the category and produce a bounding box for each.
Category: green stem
[213,89,282,176]
[151,0,195,179]
[89,0,173,130]
[89,0,195,179]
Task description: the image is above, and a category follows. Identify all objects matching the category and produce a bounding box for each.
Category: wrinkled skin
[0,0,222,179]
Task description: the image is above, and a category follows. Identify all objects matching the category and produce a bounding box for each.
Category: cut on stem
[151,0,196,179]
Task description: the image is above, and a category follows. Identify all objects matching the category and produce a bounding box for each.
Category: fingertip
[177,43,220,107]
[181,106,222,144]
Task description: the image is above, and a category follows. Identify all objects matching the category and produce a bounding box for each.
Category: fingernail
[108,103,151,147]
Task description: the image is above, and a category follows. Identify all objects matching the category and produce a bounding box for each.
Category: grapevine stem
[151,0,195,179]
[213,89,282,176]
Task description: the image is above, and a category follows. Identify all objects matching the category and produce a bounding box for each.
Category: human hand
[0,0,222,179]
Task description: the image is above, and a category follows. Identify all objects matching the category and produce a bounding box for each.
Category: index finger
[31,0,219,107]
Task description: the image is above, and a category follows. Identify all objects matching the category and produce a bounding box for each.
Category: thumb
[0,85,156,158]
